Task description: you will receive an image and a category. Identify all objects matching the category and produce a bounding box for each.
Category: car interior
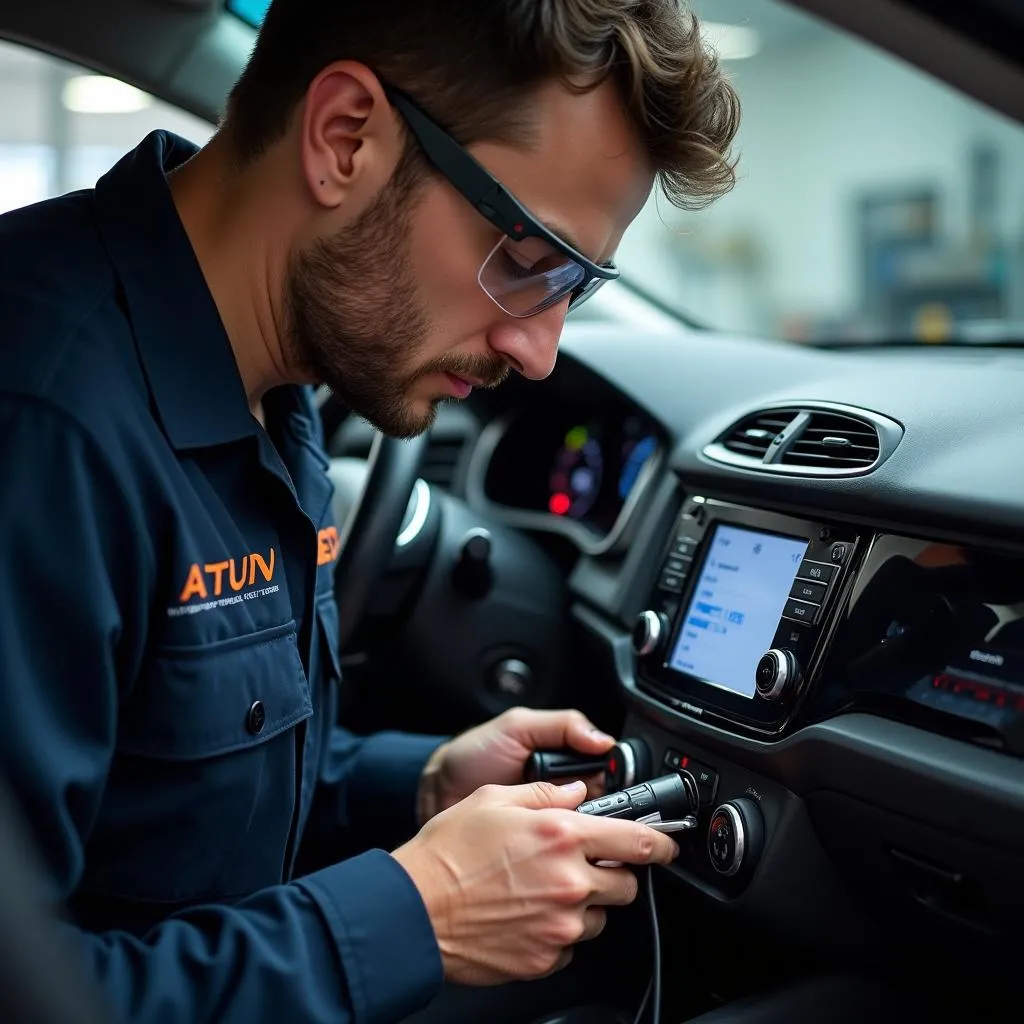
[2,0,1024,1022]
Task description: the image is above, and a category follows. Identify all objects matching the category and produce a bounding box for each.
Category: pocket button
[246,700,266,735]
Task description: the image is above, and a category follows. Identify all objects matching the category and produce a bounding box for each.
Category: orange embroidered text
[317,527,340,566]
[179,548,276,603]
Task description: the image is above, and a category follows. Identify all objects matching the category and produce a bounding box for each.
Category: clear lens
[478,235,586,318]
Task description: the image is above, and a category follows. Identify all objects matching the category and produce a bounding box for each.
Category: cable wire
[633,865,661,1024]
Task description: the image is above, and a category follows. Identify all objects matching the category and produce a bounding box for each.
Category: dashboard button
[665,555,692,575]
[830,543,848,563]
[658,570,685,593]
[672,538,697,558]
[796,559,836,584]
[689,763,718,805]
[782,598,819,623]
[776,623,812,654]
[675,519,700,540]
[663,749,682,771]
[790,579,827,604]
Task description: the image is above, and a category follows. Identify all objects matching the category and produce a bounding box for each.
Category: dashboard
[461,320,1024,979]
[465,404,664,553]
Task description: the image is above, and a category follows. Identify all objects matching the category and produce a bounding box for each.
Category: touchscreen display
[668,524,810,698]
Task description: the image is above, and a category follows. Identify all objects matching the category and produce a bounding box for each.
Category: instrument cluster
[467,406,663,553]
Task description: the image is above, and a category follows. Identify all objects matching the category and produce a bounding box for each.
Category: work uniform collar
[93,130,258,450]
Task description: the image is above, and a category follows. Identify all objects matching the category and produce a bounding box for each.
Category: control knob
[524,738,651,791]
[632,610,668,658]
[755,648,801,701]
[605,737,651,790]
[707,797,764,877]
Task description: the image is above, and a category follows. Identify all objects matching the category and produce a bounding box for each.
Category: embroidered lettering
[318,526,340,566]
[177,548,276,605]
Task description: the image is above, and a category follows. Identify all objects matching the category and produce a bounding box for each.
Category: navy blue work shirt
[0,131,447,1023]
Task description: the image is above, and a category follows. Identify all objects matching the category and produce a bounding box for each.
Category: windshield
[610,0,1024,345]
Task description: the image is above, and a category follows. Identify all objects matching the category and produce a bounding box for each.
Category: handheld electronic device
[576,771,699,834]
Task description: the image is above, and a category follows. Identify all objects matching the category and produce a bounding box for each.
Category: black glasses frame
[384,85,619,312]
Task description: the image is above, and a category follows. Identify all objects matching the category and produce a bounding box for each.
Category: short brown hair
[225,0,740,211]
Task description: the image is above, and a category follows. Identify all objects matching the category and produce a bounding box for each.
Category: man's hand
[393,780,678,986]
[417,707,615,824]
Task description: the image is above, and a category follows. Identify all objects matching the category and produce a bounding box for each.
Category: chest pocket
[82,621,313,905]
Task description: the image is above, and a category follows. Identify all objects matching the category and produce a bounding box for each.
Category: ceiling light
[62,76,153,114]
[703,22,761,61]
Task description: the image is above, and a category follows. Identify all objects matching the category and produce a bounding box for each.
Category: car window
[612,0,1024,345]
[0,40,214,215]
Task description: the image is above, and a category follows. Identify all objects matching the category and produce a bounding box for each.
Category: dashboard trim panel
[464,412,666,555]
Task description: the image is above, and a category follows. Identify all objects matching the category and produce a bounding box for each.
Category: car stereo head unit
[633,496,863,736]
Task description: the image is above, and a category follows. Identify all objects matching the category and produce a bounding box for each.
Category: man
[0,0,738,1020]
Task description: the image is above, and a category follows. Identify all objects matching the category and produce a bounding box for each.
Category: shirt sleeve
[0,396,442,1024]
[67,850,442,1024]
[311,725,449,853]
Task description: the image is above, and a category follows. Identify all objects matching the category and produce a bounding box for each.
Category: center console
[548,458,1024,1019]
[632,496,865,738]
[610,491,1024,924]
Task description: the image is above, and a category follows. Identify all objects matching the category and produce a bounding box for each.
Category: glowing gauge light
[548,425,604,520]
[619,435,657,500]
[549,492,572,516]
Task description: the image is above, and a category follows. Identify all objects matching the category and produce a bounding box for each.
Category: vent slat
[781,412,880,469]
[783,452,875,465]
[721,410,796,460]
[729,440,774,455]
[801,429,876,439]
[790,443,878,455]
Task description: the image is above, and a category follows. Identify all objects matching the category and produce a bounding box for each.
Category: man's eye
[500,248,535,279]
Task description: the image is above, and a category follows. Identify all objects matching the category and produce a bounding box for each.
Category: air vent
[703,402,902,477]
[780,411,880,470]
[721,411,795,459]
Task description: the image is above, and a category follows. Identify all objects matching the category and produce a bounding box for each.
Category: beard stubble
[284,151,509,438]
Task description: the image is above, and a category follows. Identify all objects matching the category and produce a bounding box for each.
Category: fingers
[502,707,615,756]
[586,865,640,906]
[538,909,604,981]
[580,906,607,942]
[540,948,574,979]
[490,779,588,810]
[576,815,679,866]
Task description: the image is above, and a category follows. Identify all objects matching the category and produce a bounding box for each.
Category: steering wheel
[331,431,429,649]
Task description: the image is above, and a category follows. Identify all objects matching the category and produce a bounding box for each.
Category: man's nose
[486,302,568,380]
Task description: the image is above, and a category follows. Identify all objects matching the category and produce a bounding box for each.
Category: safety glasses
[385,86,619,318]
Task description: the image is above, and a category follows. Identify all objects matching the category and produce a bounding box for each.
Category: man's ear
[299,61,400,211]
